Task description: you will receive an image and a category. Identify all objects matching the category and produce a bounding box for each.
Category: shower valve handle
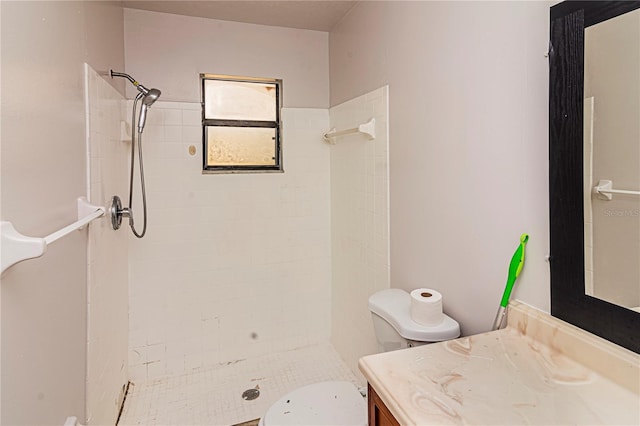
[109,196,133,230]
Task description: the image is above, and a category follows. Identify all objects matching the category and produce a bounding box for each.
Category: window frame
[200,73,283,173]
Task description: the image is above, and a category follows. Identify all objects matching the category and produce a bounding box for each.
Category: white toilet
[257,288,460,426]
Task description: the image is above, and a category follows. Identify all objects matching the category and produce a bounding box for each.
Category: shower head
[142,88,161,106]
[110,70,161,133]
[138,88,161,133]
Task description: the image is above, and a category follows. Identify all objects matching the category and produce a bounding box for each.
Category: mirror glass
[583,9,640,312]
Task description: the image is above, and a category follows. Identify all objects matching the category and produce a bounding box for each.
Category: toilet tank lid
[369,289,461,342]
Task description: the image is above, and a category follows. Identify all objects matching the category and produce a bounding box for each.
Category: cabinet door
[368,384,400,426]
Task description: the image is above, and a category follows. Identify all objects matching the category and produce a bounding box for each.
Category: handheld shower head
[110,70,162,133]
[143,88,161,106]
[138,88,161,133]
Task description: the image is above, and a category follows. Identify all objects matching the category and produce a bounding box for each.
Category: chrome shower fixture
[109,70,162,239]
[110,70,155,96]
[137,87,161,133]
[109,70,161,133]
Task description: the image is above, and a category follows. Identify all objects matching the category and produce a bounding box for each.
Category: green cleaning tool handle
[499,233,529,308]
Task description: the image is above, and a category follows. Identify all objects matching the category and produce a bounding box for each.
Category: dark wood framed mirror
[549,0,640,354]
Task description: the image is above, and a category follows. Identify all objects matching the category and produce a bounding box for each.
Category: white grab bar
[1,197,104,274]
[593,179,640,201]
[323,118,376,144]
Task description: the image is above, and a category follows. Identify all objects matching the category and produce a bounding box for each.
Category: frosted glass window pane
[206,127,276,166]
[204,80,276,121]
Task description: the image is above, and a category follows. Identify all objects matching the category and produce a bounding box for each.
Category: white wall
[330,86,390,381]
[124,8,329,107]
[85,64,130,426]
[0,1,125,424]
[127,105,332,381]
[330,1,551,336]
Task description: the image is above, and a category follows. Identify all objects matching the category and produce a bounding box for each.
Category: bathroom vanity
[360,301,639,425]
[367,383,400,426]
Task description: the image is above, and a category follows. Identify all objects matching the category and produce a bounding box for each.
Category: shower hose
[129,93,148,238]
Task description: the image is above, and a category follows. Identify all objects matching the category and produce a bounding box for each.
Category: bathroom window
[201,74,282,173]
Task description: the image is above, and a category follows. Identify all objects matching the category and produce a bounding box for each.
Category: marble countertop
[359,301,640,425]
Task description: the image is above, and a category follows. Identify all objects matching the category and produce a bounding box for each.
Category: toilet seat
[258,381,366,426]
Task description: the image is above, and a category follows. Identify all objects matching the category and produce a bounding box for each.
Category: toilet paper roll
[410,288,444,327]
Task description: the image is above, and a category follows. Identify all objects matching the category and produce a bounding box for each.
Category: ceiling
[122,1,358,32]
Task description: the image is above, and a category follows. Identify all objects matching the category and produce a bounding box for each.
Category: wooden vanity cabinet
[368,384,400,426]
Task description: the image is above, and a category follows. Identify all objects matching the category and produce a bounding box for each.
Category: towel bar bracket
[323,118,376,143]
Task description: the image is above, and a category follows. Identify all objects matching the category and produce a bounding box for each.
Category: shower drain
[242,388,260,401]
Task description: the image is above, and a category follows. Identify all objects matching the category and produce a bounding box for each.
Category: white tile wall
[329,86,390,381]
[84,64,130,425]
[127,104,332,381]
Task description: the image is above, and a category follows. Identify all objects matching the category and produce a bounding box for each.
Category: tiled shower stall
[85,63,389,424]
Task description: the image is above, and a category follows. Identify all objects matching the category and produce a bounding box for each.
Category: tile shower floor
[118,343,361,425]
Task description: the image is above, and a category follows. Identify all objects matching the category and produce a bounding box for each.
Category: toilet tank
[371,312,428,352]
[369,289,460,353]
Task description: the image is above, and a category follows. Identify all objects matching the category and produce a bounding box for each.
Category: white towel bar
[1,197,104,274]
[593,179,640,201]
[323,118,376,144]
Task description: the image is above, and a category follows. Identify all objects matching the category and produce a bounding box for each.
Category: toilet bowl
[257,381,366,426]
[258,288,460,425]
